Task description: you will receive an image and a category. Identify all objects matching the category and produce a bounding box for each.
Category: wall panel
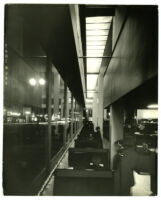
[104,6,158,107]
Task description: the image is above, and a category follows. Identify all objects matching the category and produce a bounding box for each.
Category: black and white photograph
[0,0,159,197]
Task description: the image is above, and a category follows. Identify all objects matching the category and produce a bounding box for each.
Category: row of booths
[53,121,114,196]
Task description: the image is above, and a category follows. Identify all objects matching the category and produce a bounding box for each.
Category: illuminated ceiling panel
[87,41,107,46]
[86,16,113,23]
[87,35,108,41]
[87,58,102,73]
[86,30,108,36]
[87,74,98,90]
[87,91,95,98]
[86,23,111,30]
[86,98,93,103]
[87,46,105,50]
[87,49,104,54]
[85,16,113,105]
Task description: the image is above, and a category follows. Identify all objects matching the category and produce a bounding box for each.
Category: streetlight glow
[29,78,36,86]
[39,78,46,85]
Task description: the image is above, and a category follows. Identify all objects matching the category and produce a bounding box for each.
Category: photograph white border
[0,1,160,200]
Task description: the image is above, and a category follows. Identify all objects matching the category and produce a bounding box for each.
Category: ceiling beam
[85,7,115,17]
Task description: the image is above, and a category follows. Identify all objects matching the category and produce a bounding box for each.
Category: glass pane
[51,68,64,157]
[3,42,47,194]
[66,88,71,142]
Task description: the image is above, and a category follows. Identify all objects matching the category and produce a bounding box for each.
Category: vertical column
[109,101,124,169]
[92,92,98,128]
[60,97,64,119]
[74,101,77,132]
[53,68,60,115]
[92,74,103,133]
[46,56,52,173]
[98,74,104,135]
[70,95,74,137]
[63,84,69,145]
[53,68,60,135]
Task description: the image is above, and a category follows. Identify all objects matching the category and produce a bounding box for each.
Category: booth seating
[74,138,101,148]
[68,148,110,170]
[54,169,114,196]
[113,147,157,195]
[135,134,157,148]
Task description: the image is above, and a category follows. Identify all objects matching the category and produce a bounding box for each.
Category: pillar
[46,56,52,173]
[92,73,103,134]
[110,101,124,169]
[70,95,74,137]
[53,67,60,134]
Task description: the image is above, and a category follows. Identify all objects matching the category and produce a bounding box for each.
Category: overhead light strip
[86,22,111,24]
[86,16,113,23]
[85,16,113,95]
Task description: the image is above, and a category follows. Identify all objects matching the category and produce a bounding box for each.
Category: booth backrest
[68,148,110,170]
[54,169,114,196]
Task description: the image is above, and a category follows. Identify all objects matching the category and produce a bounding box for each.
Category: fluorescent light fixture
[87,66,100,73]
[29,78,36,86]
[87,35,108,41]
[87,93,94,98]
[147,104,158,109]
[87,92,94,98]
[86,23,111,30]
[86,16,113,89]
[87,58,102,73]
[86,16,113,23]
[87,51,104,56]
[87,46,105,50]
[87,49,104,54]
[86,98,93,103]
[87,58,102,65]
[39,78,46,85]
[87,54,104,58]
[87,49,104,56]
[86,30,109,36]
[87,74,98,90]
[87,41,107,46]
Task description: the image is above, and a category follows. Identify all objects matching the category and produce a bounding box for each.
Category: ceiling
[79,5,115,107]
